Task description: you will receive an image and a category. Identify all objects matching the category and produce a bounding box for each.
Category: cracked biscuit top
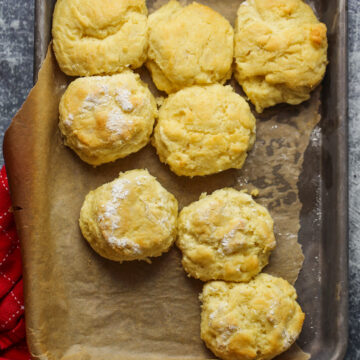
[59,71,157,166]
[177,188,276,282]
[146,0,234,94]
[152,84,256,177]
[234,0,328,113]
[200,274,305,360]
[52,0,148,76]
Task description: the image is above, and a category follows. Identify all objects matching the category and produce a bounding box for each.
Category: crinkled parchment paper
[3,1,322,359]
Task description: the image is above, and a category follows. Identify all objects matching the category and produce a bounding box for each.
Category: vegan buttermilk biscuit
[59,71,157,166]
[52,0,148,76]
[146,0,234,93]
[177,189,276,282]
[234,0,328,113]
[79,169,178,262]
[152,84,256,177]
[200,274,305,360]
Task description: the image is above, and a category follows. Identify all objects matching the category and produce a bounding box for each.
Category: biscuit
[79,169,178,262]
[200,274,305,360]
[52,0,148,76]
[59,71,157,166]
[146,0,234,93]
[234,0,328,113]
[152,84,256,177]
[177,188,276,282]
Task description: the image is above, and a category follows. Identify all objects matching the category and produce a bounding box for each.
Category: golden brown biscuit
[59,71,157,166]
[79,169,178,262]
[234,0,328,113]
[52,0,148,76]
[152,84,256,177]
[177,188,276,282]
[146,0,234,93]
[200,274,305,360]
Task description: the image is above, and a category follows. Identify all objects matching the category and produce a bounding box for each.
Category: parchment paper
[3,1,322,358]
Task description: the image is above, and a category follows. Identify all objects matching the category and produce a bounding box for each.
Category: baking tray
[29,0,347,359]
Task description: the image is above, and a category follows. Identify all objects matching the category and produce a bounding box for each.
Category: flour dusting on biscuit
[106,109,133,136]
[79,169,178,262]
[116,88,134,112]
[59,71,157,166]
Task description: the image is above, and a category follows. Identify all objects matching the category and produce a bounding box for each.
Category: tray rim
[30,0,349,359]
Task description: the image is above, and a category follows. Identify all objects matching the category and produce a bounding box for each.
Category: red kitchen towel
[0,167,30,360]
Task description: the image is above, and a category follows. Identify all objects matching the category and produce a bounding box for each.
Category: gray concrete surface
[347,2,360,359]
[0,0,359,358]
[0,1,34,144]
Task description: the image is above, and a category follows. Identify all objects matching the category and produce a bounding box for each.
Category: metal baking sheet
[32,0,348,359]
